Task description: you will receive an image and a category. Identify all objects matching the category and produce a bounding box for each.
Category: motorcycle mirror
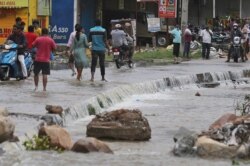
[4,45,11,50]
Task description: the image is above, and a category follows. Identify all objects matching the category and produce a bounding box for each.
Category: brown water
[1,59,250,166]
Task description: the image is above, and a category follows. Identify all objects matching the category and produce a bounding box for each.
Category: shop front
[188,0,250,27]
[0,0,29,43]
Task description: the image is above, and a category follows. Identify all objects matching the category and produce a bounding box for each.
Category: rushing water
[2,76,250,165]
[2,58,250,166]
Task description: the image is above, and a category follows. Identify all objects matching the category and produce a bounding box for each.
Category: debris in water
[195,92,201,96]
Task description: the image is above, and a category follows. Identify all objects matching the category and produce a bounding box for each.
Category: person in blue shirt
[169,25,182,63]
[89,19,110,82]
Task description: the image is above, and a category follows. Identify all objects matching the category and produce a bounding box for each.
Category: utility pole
[240,0,242,19]
[181,0,188,29]
[213,0,215,18]
[180,0,189,53]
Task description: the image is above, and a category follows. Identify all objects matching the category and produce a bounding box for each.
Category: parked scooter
[0,41,33,81]
[112,46,133,69]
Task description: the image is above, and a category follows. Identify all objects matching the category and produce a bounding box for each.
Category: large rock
[236,143,250,159]
[0,116,15,143]
[209,113,237,130]
[173,127,198,156]
[71,137,113,154]
[38,125,73,150]
[41,114,63,126]
[196,136,238,158]
[0,107,8,117]
[45,105,63,115]
[86,109,151,141]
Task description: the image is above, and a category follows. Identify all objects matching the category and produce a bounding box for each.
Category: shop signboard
[147,17,161,32]
[158,0,177,18]
[0,0,28,7]
[49,0,74,44]
[37,0,51,16]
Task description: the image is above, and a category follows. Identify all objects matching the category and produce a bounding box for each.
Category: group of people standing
[169,24,213,64]
[169,20,250,64]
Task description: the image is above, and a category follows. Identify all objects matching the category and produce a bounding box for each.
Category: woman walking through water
[70,25,89,81]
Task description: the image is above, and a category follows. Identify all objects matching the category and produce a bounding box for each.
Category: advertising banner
[37,0,51,16]
[0,0,28,7]
[147,18,161,32]
[49,0,74,44]
[158,0,177,18]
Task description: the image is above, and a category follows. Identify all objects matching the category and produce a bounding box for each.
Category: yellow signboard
[0,0,28,7]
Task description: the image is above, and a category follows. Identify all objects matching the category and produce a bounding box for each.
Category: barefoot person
[70,25,89,81]
[32,28,56,91]
[66,23,82,76]
[89,19,110,82]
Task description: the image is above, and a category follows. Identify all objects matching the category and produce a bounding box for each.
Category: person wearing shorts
[32,28,56,91]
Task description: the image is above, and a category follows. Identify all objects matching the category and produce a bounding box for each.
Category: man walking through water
[32,28,56,91]
[89,19,110,82]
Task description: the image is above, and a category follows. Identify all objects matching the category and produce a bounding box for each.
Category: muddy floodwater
[1,59,250,166]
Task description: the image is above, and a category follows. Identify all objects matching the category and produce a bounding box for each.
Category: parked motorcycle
[112,46,133,69]
[0,42,33,81]
[211,31,231,52]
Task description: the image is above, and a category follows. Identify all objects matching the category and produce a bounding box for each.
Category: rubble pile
[173,95,250,159]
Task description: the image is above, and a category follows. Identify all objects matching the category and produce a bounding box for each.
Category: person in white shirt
[66,24,82,76]
[201,26,213,59]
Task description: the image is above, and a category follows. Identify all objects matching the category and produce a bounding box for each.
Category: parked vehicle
[211,31,231,52]
[105,11,174,47]
[0,41,33,81]
[212,32,230,43]
[137,12,175,47]
[190,40,201,50]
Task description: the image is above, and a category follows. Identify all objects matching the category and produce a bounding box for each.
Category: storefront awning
[0,0,28,8]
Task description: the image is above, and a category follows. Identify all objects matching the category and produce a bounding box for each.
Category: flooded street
[1,58,250,166]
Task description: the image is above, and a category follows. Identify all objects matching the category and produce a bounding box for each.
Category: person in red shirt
[32,28,56,91]
[25,25,37,52]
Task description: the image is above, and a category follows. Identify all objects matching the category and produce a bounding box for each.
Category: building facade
[188,0,250,26]
[0,0,50,43]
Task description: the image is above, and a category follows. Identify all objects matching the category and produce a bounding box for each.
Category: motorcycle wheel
[233,52,238,63]
[115,59,121,69]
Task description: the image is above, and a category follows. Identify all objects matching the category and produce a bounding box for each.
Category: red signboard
[158,0,177,18]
